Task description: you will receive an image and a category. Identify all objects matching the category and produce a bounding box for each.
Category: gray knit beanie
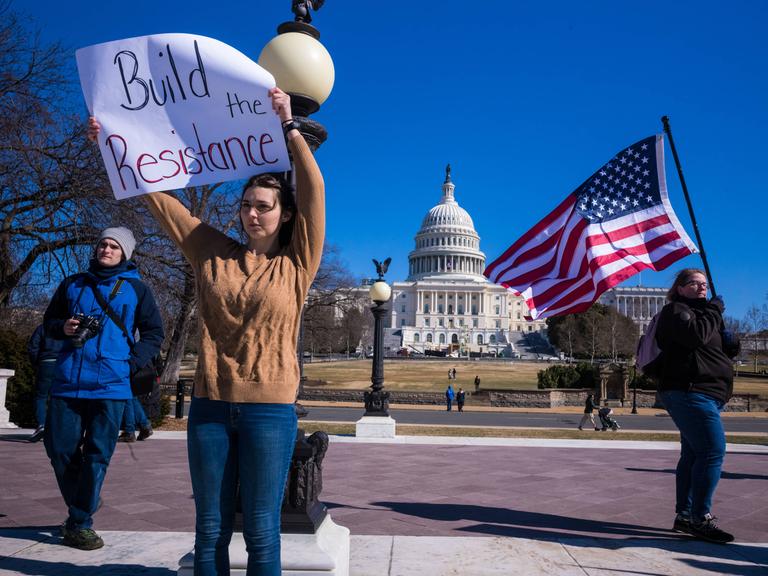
[98,227,136,260]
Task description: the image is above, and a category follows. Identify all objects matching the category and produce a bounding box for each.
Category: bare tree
[0,2,116,306]
[582,306,602,363]
[743,303,768,373]
[301,243,359,355]
[547,303,636,362]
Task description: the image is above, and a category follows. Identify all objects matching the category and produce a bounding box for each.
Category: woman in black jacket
[656,268,740,544]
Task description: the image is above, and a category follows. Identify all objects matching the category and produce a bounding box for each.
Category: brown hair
[666,268,706,302]
[240,173,296,247]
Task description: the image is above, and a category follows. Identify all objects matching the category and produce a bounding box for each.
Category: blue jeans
[123,397,149,433]
[44,397,126,530]
[660,390,726,520]
[188,397,297,576]
[34,360,57,427]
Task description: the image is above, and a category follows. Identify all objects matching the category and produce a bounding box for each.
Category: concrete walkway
[1,429,766,575]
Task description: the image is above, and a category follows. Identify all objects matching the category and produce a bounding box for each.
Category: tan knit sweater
[144,136,324,403]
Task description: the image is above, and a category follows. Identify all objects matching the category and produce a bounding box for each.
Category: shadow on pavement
[626,467,768,481]
[0,434,34,443]
[0,557,176,576]
[368,500,768,571]
[371,500,673,540]
[681,558,767,576]
[0,528,177,576]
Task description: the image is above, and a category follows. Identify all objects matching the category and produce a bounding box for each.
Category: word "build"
[114,40,209,111]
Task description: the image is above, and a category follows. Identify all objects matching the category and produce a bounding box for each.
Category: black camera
[70,314,101,348]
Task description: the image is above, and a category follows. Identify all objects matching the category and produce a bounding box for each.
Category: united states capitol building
[375,167,547,357]
[367,166,667,356]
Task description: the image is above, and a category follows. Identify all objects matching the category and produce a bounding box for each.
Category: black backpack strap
[91,279,133,347]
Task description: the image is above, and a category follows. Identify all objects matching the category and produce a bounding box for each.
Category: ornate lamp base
[363,389,390,417]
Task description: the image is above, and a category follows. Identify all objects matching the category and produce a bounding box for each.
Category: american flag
[484,135,697,319]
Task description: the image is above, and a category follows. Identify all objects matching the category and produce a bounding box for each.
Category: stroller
[598,407,621,431]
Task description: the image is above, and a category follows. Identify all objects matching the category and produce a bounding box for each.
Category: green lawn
[303,358,768,397]
[303,359,544,391]
[297,422,767,445]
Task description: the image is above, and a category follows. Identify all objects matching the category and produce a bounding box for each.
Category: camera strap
[91,278,133,347]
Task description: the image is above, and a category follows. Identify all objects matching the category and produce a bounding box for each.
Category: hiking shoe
[137,425,153,441]
[59,498,103,537]
[29,426,45,443]
[689,514,734,544]
[673,513,692,534]
[62,527,104,550]
[118,431,136,443]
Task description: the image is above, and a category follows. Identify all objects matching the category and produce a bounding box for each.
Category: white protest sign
[76,33,290,199]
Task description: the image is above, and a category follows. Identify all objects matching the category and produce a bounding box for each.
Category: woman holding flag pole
[656,268,740,544]
[484,116,739,543]
[655,118,740,544]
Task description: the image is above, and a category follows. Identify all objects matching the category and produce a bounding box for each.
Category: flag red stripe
[504,220,589,301]
[587,214,672,247]
[549,250,690,316]
[484,193,577,279]
[493,216,586,287]
[588,230,682,266]
[530,243,693,316]
[508,225,680,306]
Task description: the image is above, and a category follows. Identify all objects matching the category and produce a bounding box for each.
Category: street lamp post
[259,2,334,153]
[364,260,392,416]
[258,0,335,534]
[631,324,640,414]
[631,364,638,414]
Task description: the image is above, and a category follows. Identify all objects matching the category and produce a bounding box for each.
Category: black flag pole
[661,115,717,297]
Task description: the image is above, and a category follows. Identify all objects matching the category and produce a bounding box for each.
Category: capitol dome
[407,165,486,281]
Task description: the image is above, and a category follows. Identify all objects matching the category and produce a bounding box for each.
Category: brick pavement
[1,433,766,543]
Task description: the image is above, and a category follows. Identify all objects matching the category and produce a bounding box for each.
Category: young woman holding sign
[89,86,324,575]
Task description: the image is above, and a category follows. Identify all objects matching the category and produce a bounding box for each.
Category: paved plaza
[0,429,766,575]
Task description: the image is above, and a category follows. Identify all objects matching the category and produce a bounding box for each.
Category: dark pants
[187,397,297,576]
[660,390,726,520]
[34,360,57,427]
[123,397,149,433]
[44,396,126,530]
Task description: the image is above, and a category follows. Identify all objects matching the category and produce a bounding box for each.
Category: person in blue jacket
[26,323,65,442]
[43,227,164,551]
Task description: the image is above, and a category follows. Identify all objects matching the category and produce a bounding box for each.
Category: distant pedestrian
[447,368,453,380]
[451,367,457,380]
[578,393,598,430]
[474,375,481,393]
[26,323,65,442]
[457,388,466,412]
[118,396,153,442]
[445,384,455,411]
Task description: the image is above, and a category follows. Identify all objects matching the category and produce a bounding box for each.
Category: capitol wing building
[598,286,668,333]
[382,167,547,357]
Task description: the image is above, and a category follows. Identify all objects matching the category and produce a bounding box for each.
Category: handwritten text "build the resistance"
[105,39,279,192]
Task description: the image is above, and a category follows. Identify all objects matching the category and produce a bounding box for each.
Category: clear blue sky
[26,0,767,320]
